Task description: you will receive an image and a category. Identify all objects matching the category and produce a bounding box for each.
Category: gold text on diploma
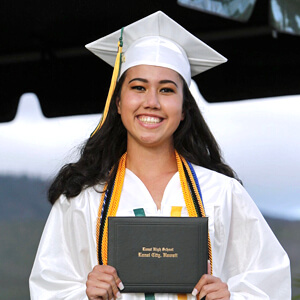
[138,246,178,259]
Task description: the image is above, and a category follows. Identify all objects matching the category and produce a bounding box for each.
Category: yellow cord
[179,154,213,274]
[96,182,108,263]
[101,153,127,265]
[91,30,124,137]
[175,151,197,217]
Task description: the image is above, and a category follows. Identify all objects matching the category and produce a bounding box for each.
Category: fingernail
[116,291,122,299]
[192,288,198,296]
[118,281,125,290]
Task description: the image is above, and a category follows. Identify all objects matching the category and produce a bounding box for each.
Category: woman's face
[117,65,184,150]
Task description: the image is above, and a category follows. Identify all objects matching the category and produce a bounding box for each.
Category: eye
[160,87,175,93]
[131,85,145,91]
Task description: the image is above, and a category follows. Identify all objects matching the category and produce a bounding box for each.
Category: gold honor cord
[91,28,124,137]
[180,156,213,274]
[96,151,213,272]
[97,153,127,265]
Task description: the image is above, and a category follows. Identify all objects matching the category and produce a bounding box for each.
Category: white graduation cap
[86,10,227,86]
[85,11,227,134]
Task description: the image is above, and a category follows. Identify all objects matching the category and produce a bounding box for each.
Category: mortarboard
[85,11,227,134]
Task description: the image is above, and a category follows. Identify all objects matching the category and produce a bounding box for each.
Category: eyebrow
[128,78,178,88]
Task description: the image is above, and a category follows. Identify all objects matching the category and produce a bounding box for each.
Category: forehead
[124,65,183,83]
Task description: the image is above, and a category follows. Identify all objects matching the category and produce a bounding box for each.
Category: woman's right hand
[86,265,124,300]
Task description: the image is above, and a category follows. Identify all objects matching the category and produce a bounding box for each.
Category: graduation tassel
[91,28,124,137]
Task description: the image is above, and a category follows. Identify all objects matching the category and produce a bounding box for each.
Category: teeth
[138,116,161,124]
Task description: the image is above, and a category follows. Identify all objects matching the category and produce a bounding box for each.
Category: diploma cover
[108,217,208,293]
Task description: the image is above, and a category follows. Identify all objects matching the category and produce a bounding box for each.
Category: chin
[139,136,173,148]
[140,137,159,145]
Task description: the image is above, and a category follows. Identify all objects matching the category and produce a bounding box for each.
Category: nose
[143,89,161,109]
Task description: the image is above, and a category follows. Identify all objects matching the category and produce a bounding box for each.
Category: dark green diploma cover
[108,217,208,293]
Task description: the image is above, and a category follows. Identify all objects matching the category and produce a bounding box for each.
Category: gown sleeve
[29,192,97,300]
[218,179,291,299]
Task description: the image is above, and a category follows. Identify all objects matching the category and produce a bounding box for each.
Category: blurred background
[0,0,300,298]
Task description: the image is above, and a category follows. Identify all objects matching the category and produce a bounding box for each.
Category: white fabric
[85,11,227,83]
[120,36,192,86]
[29,165,291,299]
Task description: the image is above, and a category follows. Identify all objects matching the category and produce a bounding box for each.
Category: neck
[126,143,178,178]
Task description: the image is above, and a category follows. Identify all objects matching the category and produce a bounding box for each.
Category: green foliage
[0,175,50,221]
[0,220,45,300]
[293,275,300,299]
[294,275,300,287]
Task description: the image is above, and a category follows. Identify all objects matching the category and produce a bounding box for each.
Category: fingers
[198,279,229,299]
[101,265,124,295]
[192,274,230,300]
[191,260,211,297]
[86,265,124,300]
[207,260,211,276]
[192,274,213,297]
[86,284,112,300]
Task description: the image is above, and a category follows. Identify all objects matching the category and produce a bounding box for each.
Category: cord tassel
[91,28,124,136]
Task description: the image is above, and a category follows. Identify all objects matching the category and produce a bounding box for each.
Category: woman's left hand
[192,261,230,300]
[192,274,230,300]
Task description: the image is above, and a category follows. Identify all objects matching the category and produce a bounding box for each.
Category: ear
[116,96,121,114]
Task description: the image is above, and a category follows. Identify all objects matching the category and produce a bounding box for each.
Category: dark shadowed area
[1,0,300,122]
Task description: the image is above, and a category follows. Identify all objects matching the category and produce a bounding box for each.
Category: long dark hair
[48,73,239,204]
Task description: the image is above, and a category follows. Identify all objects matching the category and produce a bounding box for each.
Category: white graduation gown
[29,165,291,299]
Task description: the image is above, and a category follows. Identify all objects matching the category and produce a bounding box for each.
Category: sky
[0,83,299,220]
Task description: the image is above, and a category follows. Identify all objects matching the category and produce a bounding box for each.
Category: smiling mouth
[138,116,163,124]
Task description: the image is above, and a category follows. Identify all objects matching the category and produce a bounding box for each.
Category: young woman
[29,11,291,300]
